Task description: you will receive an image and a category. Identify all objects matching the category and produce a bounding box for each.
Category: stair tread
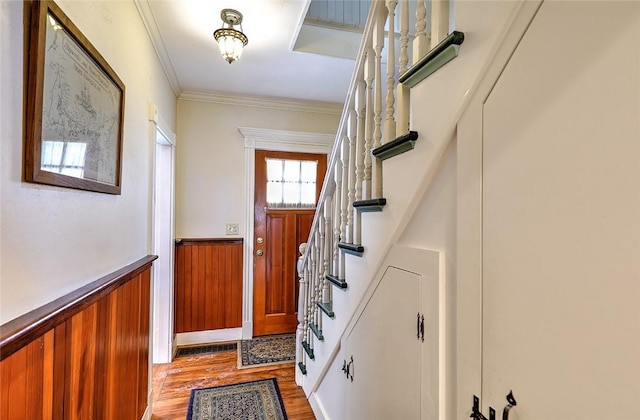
[399,31,465,88]
[317,301,335,318]
[372,131,419,161]
[338,242,364,256]
[353,198,387,212]
[309,322,324,341]
[326,274,348,290]
[298,362,307,375]
[302,340,315,360]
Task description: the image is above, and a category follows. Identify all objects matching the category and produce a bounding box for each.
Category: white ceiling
[136,0,360,105]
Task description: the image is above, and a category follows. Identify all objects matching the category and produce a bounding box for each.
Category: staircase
[295,0,465,402]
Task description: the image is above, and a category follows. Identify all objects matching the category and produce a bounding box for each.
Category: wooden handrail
[0,255,157,361]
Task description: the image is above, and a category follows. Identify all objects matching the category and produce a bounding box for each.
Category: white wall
[175,97,340,238]
[0,1,176,323]
[397,140,457,418]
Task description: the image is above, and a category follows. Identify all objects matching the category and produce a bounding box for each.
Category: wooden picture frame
[24,0,125,194]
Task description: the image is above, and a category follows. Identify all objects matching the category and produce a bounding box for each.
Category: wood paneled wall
[0,256,155,420]
[174,239,243,333]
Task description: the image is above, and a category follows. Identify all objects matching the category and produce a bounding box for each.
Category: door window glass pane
[266,158,318,208]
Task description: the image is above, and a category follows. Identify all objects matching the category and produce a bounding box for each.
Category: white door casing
[238,127,333,339]
[150,104,177,364]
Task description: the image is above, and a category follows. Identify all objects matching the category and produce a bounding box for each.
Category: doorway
[253,150,327,336]
[151,112,176,363]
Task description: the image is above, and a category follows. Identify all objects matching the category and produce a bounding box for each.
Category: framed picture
[24,0,125,194]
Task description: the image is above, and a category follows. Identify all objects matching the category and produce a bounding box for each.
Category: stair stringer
[299,0,540,414]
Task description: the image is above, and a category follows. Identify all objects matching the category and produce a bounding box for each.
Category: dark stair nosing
[309,322,324,341]
[317,301,335,318]
[353,198,387,212]
[372,131,419,161]
[338,242,364,256]
[326,274,348,290]
[302,340,315,360]
[298,362,307,375]
[399,31,465,88]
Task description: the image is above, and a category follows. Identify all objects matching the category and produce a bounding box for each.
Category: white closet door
[343,266,421,420]
[482,1,640,419]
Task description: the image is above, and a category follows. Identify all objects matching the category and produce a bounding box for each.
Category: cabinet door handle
[470,392,517,420]
[502,391,517,420]
[417,313,420,339]
[342,356,354,382]
[420,314,425,342]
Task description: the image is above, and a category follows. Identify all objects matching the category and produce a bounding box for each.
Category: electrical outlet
[225,223,239,235]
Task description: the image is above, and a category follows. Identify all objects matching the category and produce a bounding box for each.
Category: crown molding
[238,127,334,154]
[179,92,342,116]
[134,0,182,95]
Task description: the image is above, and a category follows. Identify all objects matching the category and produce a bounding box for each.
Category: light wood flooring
[151,348,315,419]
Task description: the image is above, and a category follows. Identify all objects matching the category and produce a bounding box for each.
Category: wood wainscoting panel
[0,331,54,419]
[174,239,243,333]
[65,304,97,420]
[0,256,155,420]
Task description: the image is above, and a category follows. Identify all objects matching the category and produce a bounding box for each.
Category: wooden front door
[253,150,327,336]
[480,2,640,418]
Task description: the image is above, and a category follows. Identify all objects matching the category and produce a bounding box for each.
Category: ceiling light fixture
[213,9,248,64]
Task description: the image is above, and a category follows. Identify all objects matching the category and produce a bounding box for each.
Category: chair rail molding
[239,127,334,339]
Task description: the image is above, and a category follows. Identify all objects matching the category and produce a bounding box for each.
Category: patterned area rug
[237,334,295,369]
[186,378,288,420]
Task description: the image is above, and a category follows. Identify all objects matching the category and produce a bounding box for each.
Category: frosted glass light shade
[213,28,248,63]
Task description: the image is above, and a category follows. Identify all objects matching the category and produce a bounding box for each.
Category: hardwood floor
[151,348,315,419]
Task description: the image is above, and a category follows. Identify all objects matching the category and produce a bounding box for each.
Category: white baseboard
[176,328,242,346]
[308,392,329,420]
[141,405,151,420]
[242,321,253,339]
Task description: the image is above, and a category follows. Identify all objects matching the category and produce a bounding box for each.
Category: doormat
[237,334,295,369]
[186,378,288,420]
[175,342,237,358]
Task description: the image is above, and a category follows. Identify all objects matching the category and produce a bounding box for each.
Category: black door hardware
[341,355,354,382]
[471,391,517,420]
[416,313,425,342]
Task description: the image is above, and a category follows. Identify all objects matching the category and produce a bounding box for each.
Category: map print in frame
[25,0,125,194]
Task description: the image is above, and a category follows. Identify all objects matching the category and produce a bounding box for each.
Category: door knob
[257,237,264,244]
[256,250,264,256]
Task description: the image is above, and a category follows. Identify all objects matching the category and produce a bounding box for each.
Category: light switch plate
[225,223,239,235]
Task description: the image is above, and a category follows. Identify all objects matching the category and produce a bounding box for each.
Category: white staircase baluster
[355,80,366,206]
[339,138,349,279]
[354,79,366,246]
[333,159,342,278]
[373,9,385,199]
[322,195,332,303]
[363,46,375,201]
[413,0,429,64]
[305,256,313,337]
[396,0,410,136]
[346,110,357,244]
[311,232,319,333]
[316,205,324,333]
[297,242,308,376]
[384,0,397,143]
[431,0,449,49]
